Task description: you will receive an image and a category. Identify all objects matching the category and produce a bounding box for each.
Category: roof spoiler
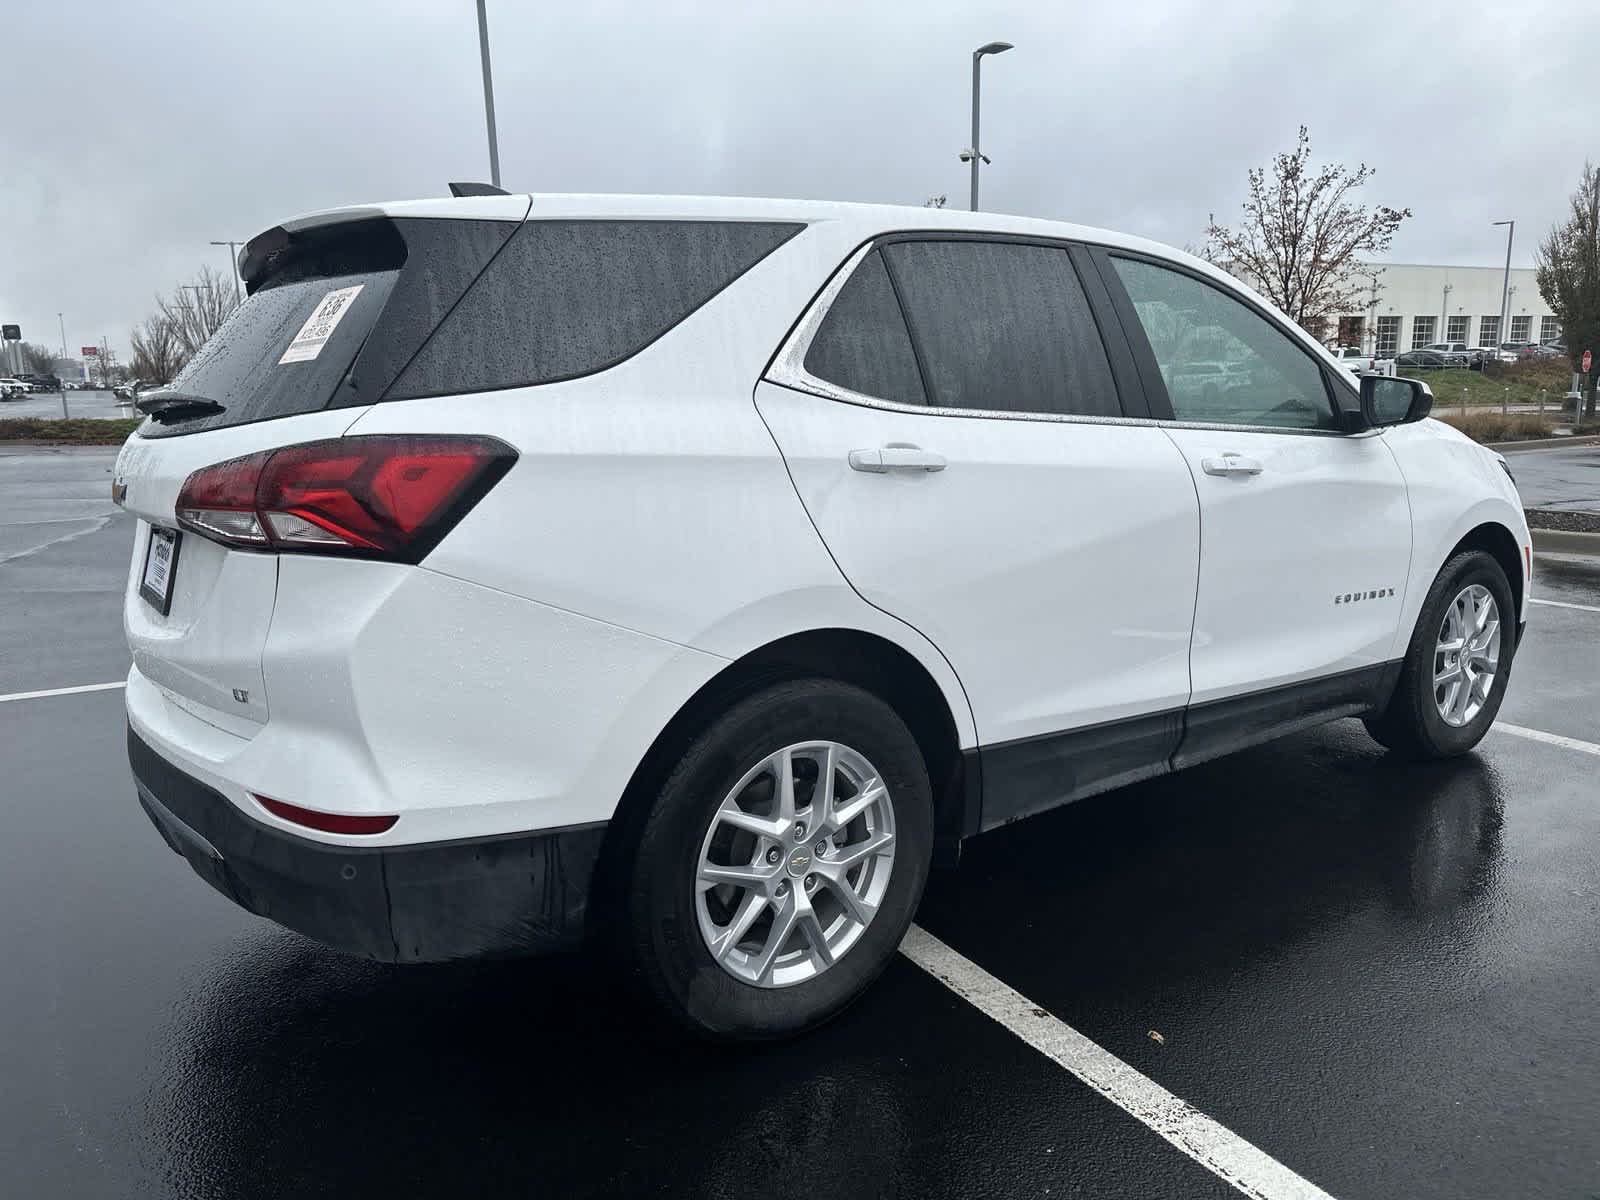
[449,182,509,197]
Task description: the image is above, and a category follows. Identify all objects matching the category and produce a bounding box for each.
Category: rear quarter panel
[341,220,978,758]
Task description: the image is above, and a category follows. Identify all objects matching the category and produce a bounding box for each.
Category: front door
[1104,253,1411,711]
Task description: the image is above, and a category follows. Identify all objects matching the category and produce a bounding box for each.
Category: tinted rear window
[881,240,1119,417]
[803,249,925,406]
[141,218,518,439]
[386,220,802,399]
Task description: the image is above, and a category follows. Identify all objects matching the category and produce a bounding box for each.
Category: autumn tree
[1536,162,1600,417]
[130,314,186,383]
[1204,127,1410,341]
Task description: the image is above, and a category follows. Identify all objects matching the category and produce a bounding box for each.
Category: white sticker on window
[277,284,365,364]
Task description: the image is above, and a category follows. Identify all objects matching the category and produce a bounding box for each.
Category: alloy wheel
[1434,583,1500,727]
[694,741,896,988]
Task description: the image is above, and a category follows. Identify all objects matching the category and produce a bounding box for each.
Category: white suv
[117,193,1530,1039]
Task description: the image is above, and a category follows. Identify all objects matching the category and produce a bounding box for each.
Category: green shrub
[0,418,142,444]
[1434,411,1554,443]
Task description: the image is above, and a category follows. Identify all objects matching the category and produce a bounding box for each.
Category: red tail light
[253,794,398,835]
[176,435,515,561]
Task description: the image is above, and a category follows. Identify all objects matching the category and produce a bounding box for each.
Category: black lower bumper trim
[128,725,608,963]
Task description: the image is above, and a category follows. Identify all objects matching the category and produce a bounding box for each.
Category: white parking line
[1530,597,1600,614]
[0,680,126,704]
[900,925,1337,1200]
[1493,722,1600,757]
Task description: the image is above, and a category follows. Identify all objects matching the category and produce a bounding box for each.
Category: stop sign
[1584,350,1593,374]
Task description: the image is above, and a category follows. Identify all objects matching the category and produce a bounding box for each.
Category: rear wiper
[136,392,226,423]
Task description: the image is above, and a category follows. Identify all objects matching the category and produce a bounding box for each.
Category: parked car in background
[117,191,1532,1040]
[1472,346,1517,366]
[1325,346,1373,373]
[1422,343,1472,368]
[0,377,28,399]
[1501,342,1543,360]
[1394,349,1447,369]
[1524,343,1564,360]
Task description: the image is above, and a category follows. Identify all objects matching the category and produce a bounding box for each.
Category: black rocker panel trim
[976,708,1184,831]
[971,662,1401,832]
[1171,661,1398,772]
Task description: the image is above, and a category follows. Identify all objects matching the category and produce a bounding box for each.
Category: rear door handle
[848,446,947,474]
[1200,452,1263,477]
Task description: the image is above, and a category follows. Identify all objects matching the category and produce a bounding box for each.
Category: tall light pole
[475,0,502,187]
[210,240,244,306]
[963,41,1012,211]
[1493,219,1514,348]
[57,312,69,417]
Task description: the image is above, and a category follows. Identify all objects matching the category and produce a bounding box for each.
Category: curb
[1531,527,1600,558]
[1491,435,1600,452]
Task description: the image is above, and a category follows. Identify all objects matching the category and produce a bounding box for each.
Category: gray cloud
[3,0,1594,362]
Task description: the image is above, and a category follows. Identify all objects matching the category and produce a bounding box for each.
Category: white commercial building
[1331,263,1559,357]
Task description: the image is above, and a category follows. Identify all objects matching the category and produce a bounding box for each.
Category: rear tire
[1364,550,1516,758]
[615,678,933,1041]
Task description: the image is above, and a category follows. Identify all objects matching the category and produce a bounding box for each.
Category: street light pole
[476,0,502,188]
[57,312,69,418]
[1493,220,1514,349]
[966,41,1012,211]
[209,240,244,306]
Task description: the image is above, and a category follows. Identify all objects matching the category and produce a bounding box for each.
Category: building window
[1446,315,1469,344]
[1479,316,1500,346]
[1510,315,1532,343]
[1410,316,1437,349]
[1540,316,1562,343]
[1376,315,1401,357]
[1336,315,1364,348]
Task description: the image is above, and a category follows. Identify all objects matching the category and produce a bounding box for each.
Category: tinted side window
[1111,257,1337,430]
[804,250,925,406]
[880,240,1118,416]
[389,220,802,399]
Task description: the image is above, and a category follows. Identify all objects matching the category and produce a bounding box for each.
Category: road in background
[0,388,136,422]
[1503,443,1600,513]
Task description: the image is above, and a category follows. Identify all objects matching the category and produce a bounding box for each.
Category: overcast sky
[3,0,1595,363]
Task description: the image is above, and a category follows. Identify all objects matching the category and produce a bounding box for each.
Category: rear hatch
[118,197,530,734]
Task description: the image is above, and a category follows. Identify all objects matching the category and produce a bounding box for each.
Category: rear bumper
[128,725,608,963]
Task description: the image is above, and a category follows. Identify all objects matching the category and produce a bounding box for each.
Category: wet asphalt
[3,445,1599,1199]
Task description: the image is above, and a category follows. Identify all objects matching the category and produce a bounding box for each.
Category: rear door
[1101,251,1411,717]
[758,236,1200,825]
[116,202,528,734]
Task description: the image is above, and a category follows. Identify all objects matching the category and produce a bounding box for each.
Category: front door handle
[1200,452,1263,477]
[849,446,947,474]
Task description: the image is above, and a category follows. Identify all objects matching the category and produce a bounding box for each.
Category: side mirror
[1360,375,1432,428]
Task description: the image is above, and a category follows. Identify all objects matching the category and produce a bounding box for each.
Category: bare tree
[20,342,57,374]
[1204,127,1410,341]
[1536,162,1600,416]
[156,264,240,357]
[130,315,186,383]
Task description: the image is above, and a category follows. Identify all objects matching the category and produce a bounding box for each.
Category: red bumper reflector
[254,794,398,835]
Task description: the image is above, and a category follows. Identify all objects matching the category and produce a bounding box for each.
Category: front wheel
[1365,549,1516,758]
[616,678,933,1041]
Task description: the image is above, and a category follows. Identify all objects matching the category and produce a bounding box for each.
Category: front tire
[1365,550,1516,758]
[616,678,933,1041]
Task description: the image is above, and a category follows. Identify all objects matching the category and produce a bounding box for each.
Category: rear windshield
[143,215,802,438]
[141,217,517,439]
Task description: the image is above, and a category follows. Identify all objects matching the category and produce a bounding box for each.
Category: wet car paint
[4,446,1600,1198]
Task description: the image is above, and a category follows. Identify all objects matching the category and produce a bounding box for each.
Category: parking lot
[0,387,135,423]
[4,443,1599,1199]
